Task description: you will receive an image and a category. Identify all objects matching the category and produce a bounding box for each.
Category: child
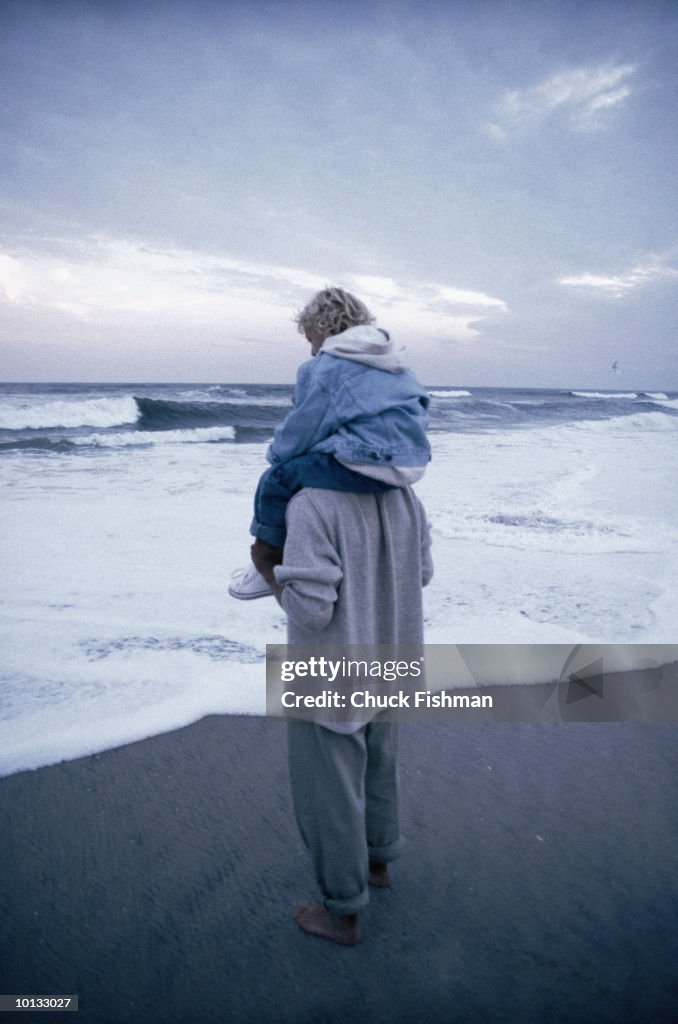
[228,287,431,599]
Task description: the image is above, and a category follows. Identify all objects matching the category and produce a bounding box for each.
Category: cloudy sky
[1,0,676,386]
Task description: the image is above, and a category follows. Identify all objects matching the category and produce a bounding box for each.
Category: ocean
[2,381,677,775]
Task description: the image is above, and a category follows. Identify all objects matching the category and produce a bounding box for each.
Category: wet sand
[1,712,677,1023]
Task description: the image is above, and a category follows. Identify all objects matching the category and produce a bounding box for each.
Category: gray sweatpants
[287,720,404,916]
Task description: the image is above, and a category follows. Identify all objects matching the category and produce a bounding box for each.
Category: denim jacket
[267,326,431,470]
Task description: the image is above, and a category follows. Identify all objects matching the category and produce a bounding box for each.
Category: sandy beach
[1,703,677,1024]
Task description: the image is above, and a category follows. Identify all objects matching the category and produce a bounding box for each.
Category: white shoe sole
[228,582,273,600]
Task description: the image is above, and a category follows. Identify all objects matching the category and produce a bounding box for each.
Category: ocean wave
[0,437,77,453]
[643,392,669,401]
[567,411,678,433]
[429,389,472,398]
[135,395,287,430]
[0,426,237,453]
[173,388,290,407]
[0,395,139,430]
[654,396,678,410]
[210,395,292,407]
[74,426,236,447]
[570,391,638,400]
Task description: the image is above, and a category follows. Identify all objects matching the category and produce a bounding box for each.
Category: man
[253,483,432,945]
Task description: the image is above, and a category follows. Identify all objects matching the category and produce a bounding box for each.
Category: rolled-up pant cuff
[323,886,371,917]
[368,836,405,863]
[249,516,286,548]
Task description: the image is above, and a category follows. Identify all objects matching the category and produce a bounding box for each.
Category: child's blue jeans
[250,452,394,547]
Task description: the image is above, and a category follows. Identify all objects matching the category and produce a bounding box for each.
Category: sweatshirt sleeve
[273,493,343,631]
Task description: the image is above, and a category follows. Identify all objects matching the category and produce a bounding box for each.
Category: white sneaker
[228,563,273,600]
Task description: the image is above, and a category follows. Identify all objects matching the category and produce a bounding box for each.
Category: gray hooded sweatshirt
[275,485,433,731]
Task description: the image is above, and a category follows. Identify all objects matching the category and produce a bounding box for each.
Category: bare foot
[368,861,391,887]
[293,904,360,945]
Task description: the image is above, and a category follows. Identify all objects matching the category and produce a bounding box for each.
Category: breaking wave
[570,391,638,400]
[0,396,139,430]
[429,389,472,399]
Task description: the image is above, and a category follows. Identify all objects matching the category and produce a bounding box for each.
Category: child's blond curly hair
[295,287,375,338]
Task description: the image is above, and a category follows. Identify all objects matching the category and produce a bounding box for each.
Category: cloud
[348,275,399,300]
[0,237,324,332]
[481,122,508,143]
[348,277,508,344]
[559,257,678,297]
[495,63,636,133]
[0,236,508,345]
[437,287,507,310]
[0,254,25,303]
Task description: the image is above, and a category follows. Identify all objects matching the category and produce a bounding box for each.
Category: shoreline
[1,712,676,1023]
[4,654,677,780]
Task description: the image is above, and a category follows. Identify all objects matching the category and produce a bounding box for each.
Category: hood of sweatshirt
[320,325,406,373]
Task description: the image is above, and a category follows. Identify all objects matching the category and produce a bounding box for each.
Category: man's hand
[251,539,285,603]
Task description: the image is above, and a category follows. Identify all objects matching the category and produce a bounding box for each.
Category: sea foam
[429,389,472,398]
[570,391,638,400]
[75,425,236,447]
[2,383,677,777]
